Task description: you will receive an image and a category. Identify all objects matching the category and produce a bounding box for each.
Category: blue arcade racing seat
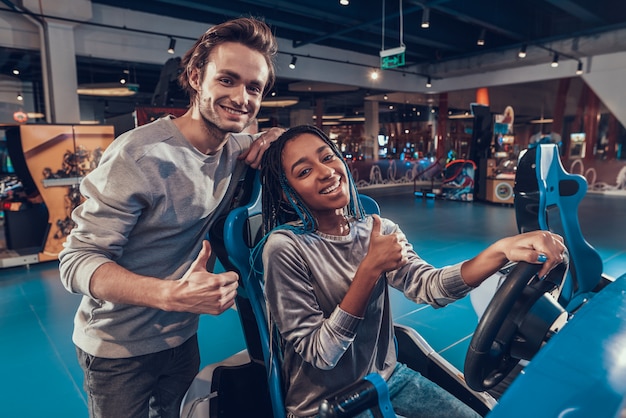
[181,170,495,418]
[222,171,395,418]
[514,143,611,310]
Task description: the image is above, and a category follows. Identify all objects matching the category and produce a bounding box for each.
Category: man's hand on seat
[239,127,286,169]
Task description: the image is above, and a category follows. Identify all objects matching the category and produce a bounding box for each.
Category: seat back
[222,171,380,418]
[222,172,283,417]
[514,144,603,308]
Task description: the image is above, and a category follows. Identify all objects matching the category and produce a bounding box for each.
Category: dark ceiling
[2,0,626,124]
[86,0,626,122]
[94,0,626,67]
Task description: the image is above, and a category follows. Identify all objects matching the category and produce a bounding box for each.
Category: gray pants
[76,334,200,418]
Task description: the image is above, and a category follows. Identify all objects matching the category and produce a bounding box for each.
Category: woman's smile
[320,176,342,195]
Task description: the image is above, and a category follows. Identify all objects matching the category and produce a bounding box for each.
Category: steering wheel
[464,261,569,392]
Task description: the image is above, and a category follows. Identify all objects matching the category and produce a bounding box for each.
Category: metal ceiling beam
[543,0,605,24]
[426,1,526,40]
[292,5,423,49]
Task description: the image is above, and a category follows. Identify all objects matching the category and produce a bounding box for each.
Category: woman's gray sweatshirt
[263,216,472,417]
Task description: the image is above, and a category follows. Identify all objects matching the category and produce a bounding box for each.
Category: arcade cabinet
[1,124,114,268]
[441,159,476,201]
[468,104,493,201]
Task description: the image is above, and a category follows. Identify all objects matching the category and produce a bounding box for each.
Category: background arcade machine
[468,104,493,202]
[475,106,517,205]
[440,159,477,201]
[1,124,114,268]
[482,157,516,205]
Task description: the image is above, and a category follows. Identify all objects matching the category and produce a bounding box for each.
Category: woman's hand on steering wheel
[499,230,566,279]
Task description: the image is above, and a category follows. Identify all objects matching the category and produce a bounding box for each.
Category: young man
[59,17,282,418]
[259,125,566,418]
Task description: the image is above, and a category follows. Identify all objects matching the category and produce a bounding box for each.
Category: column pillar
[23,0,92,123]
[315,98,324,129]
[552,78,570,136]
[584,85,600,161]
[364,100,379,161]
[606,113,618,160]
[44,21,81,123]
[436,92,448,160]
[290,108,314,127]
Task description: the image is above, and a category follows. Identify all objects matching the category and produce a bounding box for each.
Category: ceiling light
[477,28,486,46]
[448,113,474,119]
[518,44,527,58]
[370,69,379,80]
[77,82,139,96]
[289,56,297,69]
[576,61,583,75]
[383,94,388,100]
[426,76,432,88]
[12,68,20,75]
[17,92,23,101]
[120,69,129,85]
[339,0,349,5]
[530,118,554,124]
[421,8,430,29]
[261,96,299,107]
[312,114,344,120]
[167,37,176,54]
[551,53,559,67]
[339,116,365,122]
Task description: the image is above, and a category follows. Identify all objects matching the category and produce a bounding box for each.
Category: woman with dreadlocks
[259,125,565,418]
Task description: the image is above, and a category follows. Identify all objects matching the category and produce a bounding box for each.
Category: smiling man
[59,17,282,418]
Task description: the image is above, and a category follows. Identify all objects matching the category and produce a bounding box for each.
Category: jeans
[76,334,200,418]
[352,363,481,418]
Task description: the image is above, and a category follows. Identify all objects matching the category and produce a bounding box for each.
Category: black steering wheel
[464,261,569,392]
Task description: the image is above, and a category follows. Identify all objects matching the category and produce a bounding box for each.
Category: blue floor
[1,187,625,417]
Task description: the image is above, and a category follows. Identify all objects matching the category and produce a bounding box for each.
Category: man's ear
[188,67,201,92]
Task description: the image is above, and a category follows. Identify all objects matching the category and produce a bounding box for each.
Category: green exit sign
[380,46,406,69]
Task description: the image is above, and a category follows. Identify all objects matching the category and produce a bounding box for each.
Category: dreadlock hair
[260,125,366,236]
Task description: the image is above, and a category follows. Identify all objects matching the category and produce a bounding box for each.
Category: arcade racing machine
[183,144,626,417]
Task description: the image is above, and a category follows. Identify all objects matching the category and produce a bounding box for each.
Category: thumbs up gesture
[340,215,410,316]
[365,215,409,276]
[169,240,239,315]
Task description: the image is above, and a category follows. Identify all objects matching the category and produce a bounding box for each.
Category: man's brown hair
[178,17,278,105]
